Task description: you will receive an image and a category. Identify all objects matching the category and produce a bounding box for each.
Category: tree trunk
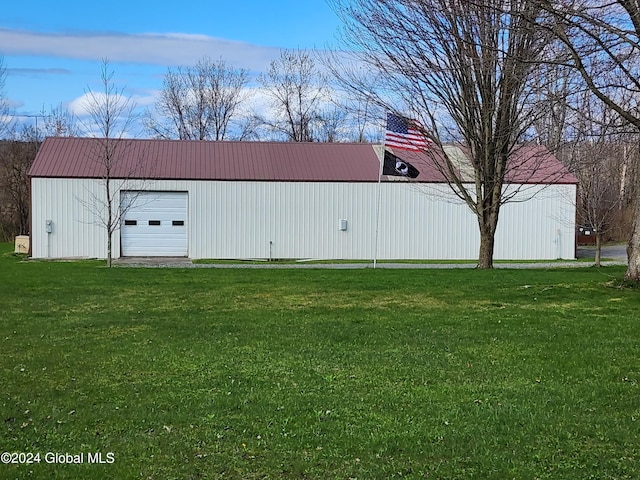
[625,213,640,281]
[594,232,601,267]
[106,197,113,268]
[107,231,112,268]
[478,230,495,269]
[625,144,640,281]
[477,209,499,269]
[477,194,501,269]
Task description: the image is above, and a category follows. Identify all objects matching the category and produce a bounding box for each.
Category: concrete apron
[113,257,193,267]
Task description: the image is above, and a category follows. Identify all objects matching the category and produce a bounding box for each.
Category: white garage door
[120,191,188,257]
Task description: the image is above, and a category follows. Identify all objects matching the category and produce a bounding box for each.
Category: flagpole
[374,112,425,268]
[373,143,384,270]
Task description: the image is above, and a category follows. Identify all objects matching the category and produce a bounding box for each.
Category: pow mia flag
[383,150,420,178]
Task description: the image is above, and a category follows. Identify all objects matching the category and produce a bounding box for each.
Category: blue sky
[1,0,344,133]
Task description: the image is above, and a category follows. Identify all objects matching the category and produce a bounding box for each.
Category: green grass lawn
[1,244,639,479]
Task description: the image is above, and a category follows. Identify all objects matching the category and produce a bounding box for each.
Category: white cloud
[131,91,158,109]
[67,92,99,117]
[6,98,24,109]
[0,28,281,71]
[68,90,156,116]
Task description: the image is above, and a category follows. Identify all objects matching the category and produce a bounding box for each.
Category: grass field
[1,244,639,479]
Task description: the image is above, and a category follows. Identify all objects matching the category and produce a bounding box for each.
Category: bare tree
[147,57,250,141]
[0,106,76,243]
[569,113,625,265]
[82,59,146,267]
[41,103,79,137]
[0,56,13,140]
[314,106,348,142]
[0,126,37,240]
[541,0,640,280]
[345,94,383,143]
[557,85,635,265]
[258,49,329,142]
[576,148,624,266]
[528,59,581,153]
[0,56,21,241]
[332,0,554,268]
[327,85,385,142]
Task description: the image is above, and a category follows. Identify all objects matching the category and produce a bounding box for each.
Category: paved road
[576,244,627,262]
[113,244,628,269]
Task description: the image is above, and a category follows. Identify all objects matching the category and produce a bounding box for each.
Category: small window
[149,220,161,226]
[172,220,185,226]
[124,219,137,226]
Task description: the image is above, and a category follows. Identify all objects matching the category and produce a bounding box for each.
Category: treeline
[0,46,638,247]
[0,138,37,241]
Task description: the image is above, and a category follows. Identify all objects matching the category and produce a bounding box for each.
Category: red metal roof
[388,144,578,184]
[29,137,577,184]
[29,138,383,182]
[503,145,579,184]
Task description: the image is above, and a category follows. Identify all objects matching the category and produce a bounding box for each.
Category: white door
[120,191,188,257]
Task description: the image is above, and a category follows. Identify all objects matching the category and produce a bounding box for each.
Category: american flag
[384,113,429,151]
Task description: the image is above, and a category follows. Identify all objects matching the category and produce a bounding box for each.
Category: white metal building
[29,138,577,261]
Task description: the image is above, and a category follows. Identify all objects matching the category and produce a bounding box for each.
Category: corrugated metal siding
[31,178,107,258]
[31,178,576,260]
[496,184,576,260]
[377,183,479,260]
[188,182,378,259]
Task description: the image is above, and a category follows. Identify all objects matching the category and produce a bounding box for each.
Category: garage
[29,138,577,261]
[120,191,188,257]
